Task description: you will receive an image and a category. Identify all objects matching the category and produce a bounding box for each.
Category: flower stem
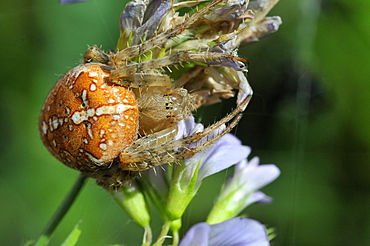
[142,225,152,246]
[172,230,179,246]
[35,174,88,245]
[170,219,181,246]
[152,220,172,246]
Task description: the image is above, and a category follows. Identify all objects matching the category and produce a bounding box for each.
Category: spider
[39,0,252,189]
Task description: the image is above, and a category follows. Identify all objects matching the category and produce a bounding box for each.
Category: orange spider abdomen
[39,63,139,171]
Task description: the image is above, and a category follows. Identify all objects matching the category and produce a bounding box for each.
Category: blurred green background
[1,0,369,245]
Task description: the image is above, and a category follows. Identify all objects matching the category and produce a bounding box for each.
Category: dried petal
[204,0,248,22]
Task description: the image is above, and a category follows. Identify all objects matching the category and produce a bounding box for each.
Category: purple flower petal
[244,191,273,207]
[119,1,146,32]
[133,0,171,43]
[175,116,204,140]
[198,134,251,181]
[175,117,250,185]
[236,157,280,194]
[179,222,210,246]
[236,71,253,110]
[204,0,248,22]
[180,218,269,246]
[207,58,246,71]
[59,0,89,4]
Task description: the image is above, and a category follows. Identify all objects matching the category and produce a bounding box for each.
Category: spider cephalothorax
[39,0,253,189]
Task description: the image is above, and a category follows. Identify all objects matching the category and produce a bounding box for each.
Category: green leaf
[34,236,49,246]
[61,223,82,246]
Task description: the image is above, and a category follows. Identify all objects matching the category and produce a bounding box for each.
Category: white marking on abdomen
[96,104,134,116]
[90,84,97,91]
[99,143,107,150]
[71,104,134,124]
[42,121,48,135]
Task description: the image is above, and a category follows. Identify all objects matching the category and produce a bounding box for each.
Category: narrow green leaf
[34,235,49,246]
[61,223,82,246]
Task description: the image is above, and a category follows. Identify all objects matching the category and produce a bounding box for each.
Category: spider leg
[119,95,251,171]
[111,51,246,81]
[113,0,223,61]
[110,73,173,88]
[173,0,211,9]
[133,113,243,169]
[173,66,204,88]
[124,125,178,153]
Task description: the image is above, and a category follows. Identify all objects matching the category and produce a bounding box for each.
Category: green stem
[35,174,88,245]
[141,225,152,246]
[152,220,172,246]
[172,230,179,246]
[170,219,181,246]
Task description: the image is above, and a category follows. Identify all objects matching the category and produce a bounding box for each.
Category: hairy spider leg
[111,51,246,86]
[113,73,173,88]
[119,95,251,171]
[113,0,224,61]
[125,125,179,153]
